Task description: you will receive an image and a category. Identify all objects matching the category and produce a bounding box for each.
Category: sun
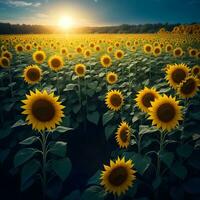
[58,16,74,29]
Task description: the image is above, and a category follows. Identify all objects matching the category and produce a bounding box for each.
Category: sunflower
[165,44,173,52]
[48,55,64,71]
[135,87,160,113]
[21,90,65,132]
[114,50,124,60]
[191,65,200,76]
[95,45,100,52]
[153,47,162,56]
[107,46,113,53]
[60,47,68,56]
[76,47,82,54]
[23,65,42,85]
[115,122,131,148]
[100,157,136,196]
[0,57,10,68]
[143,44,152,54]
[166,63,190,89]
[84,49,91,58]
[173,47,183,57]
[177,76,199,99]
[74,64,86,77]
[105,90,124,111]
[106,72,118,84]
[33,50,46,64]
[25,44,32,51]
[1,51,12,60]
[189,48,197,57]
[148,95,183,131]
[15,44,23,53]
[100,54,112,68]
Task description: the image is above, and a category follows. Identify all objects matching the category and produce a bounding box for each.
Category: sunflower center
[32,99,55,122]
[120,129,128,142]
[1,58,9,66]
[108,166,128,186]
[193,68,200,75]
[117,52,122,58]
[191,50,196,56]
[110,94,122,107]
[17,46,23,51]
[167,46,172,51]
[77,66,84,74]
[171,69,186,84]
[142,92,156,108]
[27,68,40,81]
[180,78,196,95]
[157,103,176,122]
[51,58,61,68]
[109,75,116,82]
[146,46,151,52]
[155,48,160,54]
[36,53,44,62]
[103,57,110,65]
[175,49,181,55]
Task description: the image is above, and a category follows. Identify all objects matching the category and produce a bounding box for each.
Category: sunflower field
[0,32,200,200]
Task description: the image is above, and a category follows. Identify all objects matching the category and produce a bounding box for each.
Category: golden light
[58,16,74,29]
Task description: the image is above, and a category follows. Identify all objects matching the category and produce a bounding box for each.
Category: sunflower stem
[40,131,48,200]
[8,67,14,98]
[84,76,88,132]
[56,72,60,95]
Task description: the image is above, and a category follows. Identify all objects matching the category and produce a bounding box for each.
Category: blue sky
[0,0,199,26]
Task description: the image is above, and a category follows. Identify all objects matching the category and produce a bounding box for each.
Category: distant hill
[0,22,197,34]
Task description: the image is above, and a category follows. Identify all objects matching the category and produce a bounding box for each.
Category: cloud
[7,1,41,7]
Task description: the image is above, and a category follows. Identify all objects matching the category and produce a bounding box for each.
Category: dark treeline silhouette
[0,22,187,34]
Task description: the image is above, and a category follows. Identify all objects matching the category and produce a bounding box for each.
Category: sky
[0,0,199,26]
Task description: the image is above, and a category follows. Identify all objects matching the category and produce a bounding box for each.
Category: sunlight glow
[58,16,75,29]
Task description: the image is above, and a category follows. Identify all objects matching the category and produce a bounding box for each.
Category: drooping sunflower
[148,95,183,131]
[48,55,64,71]
[143,44,153,54]
[177,76,199,99]
[166,63,190,89]
[115,121,131,148]
[100,157,136,196]
[0,56,10,68]
[74,64,86,77]
[191,65,200,76]
[135,87,160,113]
[23,65,42,85]
[100,54,112,68]
[153,46,162,56]
[105,90,124,111]
[33,50,46,64]
[173,47,183,57]
[21,90,65,132]
[114,50,124,60]
[106,72,118,85]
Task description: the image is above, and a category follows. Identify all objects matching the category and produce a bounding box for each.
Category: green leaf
[152,176,162,190]
[20,136,38,145]
[105,125,116,141]
[50,141,67,157]
[64,84,78,91]
[102,111,114,126]
[87,111,100,125]
[176,144,193,158]
[171,161,187,179]
[54,126,73,133]
[139,125,158,135]
[87,170,101,186]
[14,148,38,168]
[131,153,151,175]
[63,190,81,200]
[51,158,72,181]
[72,104,81,114]
[0,127,12,139]
[21,159,40,190]
[12,119,26,128]
[159,151,174,168]
[81,186,105,200]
